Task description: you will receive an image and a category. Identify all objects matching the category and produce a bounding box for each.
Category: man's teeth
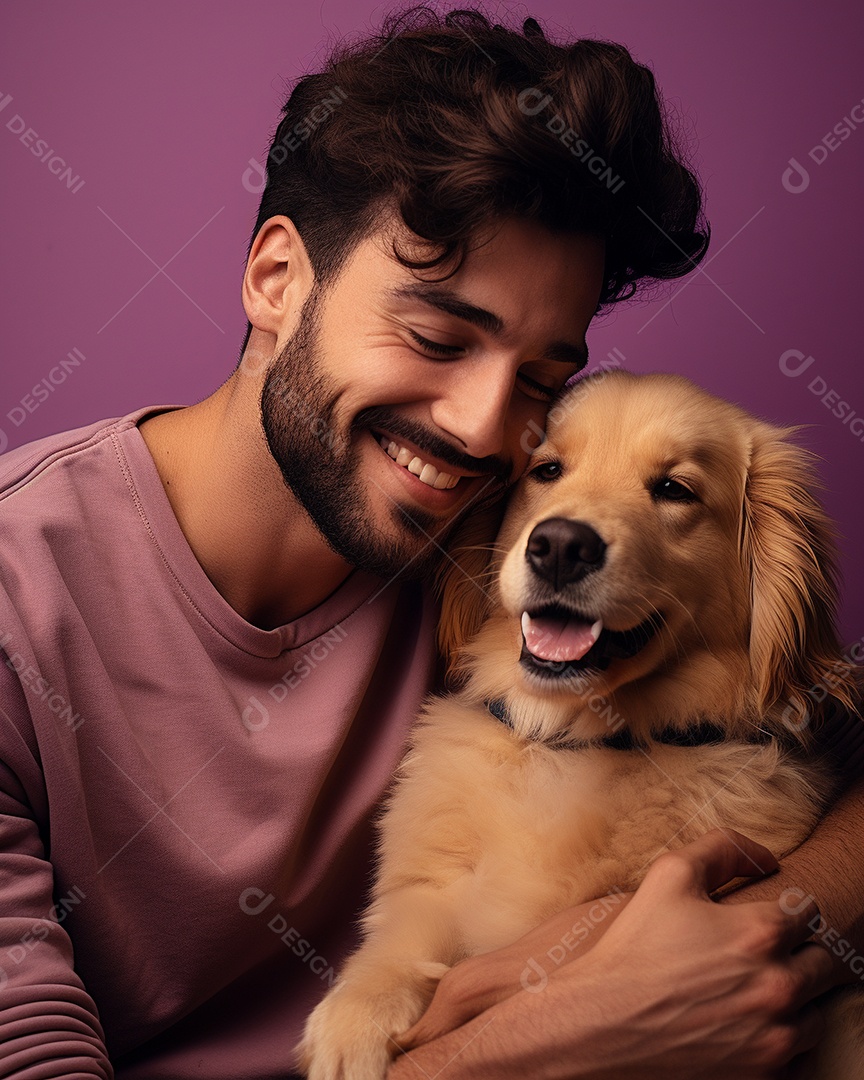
[378,435,460,490]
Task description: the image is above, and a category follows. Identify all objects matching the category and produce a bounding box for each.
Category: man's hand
[397,891,634,1050]
[388,829,842,1079]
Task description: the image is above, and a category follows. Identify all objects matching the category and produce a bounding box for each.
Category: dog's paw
[296,995,391,1080]
[296,974,433,1080]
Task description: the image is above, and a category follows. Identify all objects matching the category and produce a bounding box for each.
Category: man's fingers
[647,828,779,897]
[787,941,848,1003]
[785,1002,827,1062]
[395,1020,428,1052]
[395,959,498,1050]
[397,998,452,1051]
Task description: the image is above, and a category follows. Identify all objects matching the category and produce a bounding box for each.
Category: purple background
[1,1,861,643]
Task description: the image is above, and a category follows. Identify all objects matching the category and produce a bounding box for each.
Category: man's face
[259,215,605,581]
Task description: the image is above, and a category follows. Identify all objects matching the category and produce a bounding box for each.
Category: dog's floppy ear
[434,496,508,681]
[741,422,858,735]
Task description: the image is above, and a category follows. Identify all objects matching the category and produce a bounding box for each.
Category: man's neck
[138,375,356,630]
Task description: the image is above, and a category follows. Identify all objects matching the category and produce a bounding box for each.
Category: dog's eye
[529,461,563,483]
[652,477,697,502]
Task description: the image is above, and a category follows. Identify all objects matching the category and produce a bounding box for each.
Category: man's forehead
[340,211,602,350]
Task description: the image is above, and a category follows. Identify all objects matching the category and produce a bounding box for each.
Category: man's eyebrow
[386,283,589,367]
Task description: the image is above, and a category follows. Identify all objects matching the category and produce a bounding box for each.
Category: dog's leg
[296,885,461,1080]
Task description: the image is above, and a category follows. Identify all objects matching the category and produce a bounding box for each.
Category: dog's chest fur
[375,695,832,957]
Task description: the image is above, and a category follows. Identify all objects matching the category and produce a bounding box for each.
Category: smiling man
[1,6,861,1079]
[139,212,604,630]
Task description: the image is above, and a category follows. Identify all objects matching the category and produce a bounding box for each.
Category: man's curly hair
[240,4,709,352]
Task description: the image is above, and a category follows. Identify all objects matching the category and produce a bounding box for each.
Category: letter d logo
[781,157,809,194]
[241,157,266,195]
[517,87,552,116]
[242,696,270,731]
[519,418,546,455]
[239,887,275,915]
[780,699,810,733]
[779,887,815,916]
[778,349,816,378]
[520,957,548,993]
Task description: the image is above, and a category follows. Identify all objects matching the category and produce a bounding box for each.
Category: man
[0,6,860,1077]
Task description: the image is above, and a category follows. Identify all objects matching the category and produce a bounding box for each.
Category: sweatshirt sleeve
[0,660,113,1079]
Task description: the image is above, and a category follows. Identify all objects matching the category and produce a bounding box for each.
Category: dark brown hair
[239,4,709,355]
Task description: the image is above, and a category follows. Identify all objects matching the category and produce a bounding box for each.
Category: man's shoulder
[0,411,128,502]
[0,404,179,528]
[0,405,179,638]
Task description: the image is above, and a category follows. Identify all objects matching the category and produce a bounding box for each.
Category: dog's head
[437,370,858,744]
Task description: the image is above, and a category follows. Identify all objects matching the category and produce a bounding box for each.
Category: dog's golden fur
[298,371,861,1080]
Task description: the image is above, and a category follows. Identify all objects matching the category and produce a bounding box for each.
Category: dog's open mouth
[520,604,661,677]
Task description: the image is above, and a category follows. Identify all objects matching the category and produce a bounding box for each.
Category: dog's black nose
[525,518,606,588]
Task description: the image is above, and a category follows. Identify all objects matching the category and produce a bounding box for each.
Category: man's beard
[259,286,510,583]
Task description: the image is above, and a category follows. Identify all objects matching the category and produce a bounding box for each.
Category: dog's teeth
[589,618,603,642]
[521,611,531,638]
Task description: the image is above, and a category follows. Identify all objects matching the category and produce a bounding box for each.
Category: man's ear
[242,215,316,339]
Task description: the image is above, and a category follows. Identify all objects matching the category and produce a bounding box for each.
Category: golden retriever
[297,370,861,1079]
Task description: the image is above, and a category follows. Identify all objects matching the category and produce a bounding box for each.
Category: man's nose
[429,362,515,462]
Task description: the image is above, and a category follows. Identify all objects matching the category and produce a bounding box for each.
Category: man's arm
[0,663,112,1078]
[389,830,837,1079]
[391,707,864,1076]
[719,771,864,964]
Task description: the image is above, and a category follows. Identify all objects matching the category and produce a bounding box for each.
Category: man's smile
[370,424,484,488]
[367,428,480,510]
[377,433,461,489]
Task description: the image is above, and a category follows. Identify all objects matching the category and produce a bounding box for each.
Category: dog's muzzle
[519,516,662,678]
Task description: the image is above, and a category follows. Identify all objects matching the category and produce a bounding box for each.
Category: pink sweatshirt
[0,405,441,1078]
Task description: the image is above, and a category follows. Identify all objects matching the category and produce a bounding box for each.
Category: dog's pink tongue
[521,611,603,662]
